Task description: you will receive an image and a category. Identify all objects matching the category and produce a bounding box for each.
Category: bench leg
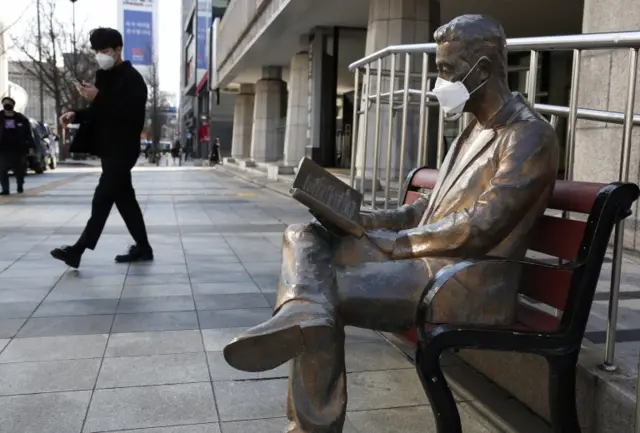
[547,353,581,433]
[415,345,462,433]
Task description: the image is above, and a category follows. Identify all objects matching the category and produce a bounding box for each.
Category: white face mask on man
[432,56,489,121]
[95,53,116,70]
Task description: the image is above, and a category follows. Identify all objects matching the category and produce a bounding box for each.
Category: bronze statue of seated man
[224,14,559,433]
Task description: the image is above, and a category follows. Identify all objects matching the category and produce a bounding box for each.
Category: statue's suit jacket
[362,93,559,325]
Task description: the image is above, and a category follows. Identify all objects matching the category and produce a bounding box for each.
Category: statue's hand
[309,211,350,237]
[365,229,398,254]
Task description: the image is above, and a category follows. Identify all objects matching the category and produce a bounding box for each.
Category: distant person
[171,140,181,166]
[50,27,153,268]
[209,137,221,166]
[0,96,36,195]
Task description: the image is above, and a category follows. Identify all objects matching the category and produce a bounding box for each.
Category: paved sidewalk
[0,166,497,433]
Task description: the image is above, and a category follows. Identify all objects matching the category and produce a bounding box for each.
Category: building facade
[179,0,235,159]
[210,0,637,197]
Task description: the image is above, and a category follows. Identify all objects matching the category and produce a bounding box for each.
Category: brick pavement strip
[0,166,499,432]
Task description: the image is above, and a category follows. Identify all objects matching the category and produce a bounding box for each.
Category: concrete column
[250,67,286,162]
[230,84,255,159]
[575,0,640,249]
[283,52,310,167]
[355,0,430,188]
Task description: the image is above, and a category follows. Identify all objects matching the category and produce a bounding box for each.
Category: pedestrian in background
[0,96,36,195]
[50,27,153,269]
[171,139,181,166]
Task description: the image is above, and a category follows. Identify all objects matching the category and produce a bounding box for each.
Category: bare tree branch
[9,0,96,135]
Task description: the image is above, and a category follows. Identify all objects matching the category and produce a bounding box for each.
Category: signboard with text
[123,10,153,66]
[117,0,158,78]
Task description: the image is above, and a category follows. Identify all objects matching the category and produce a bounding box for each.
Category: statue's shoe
[223,301,334,372]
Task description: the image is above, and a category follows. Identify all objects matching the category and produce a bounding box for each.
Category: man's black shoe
[115,245,154,263]
[50,246,82,269]
[17,186,23,194]
[0,191,9,196]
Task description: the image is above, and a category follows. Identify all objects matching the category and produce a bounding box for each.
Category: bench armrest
[415,256,581,334]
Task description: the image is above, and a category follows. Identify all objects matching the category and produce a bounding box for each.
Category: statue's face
[435,41,468,82]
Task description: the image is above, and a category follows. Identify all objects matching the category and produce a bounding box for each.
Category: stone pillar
[283,52,310,167]
[575,0,640,249]
[355,0,431,188]
[250,66,286,162]
[231,84,255,159]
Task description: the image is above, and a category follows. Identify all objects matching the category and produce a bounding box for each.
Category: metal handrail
[349,31,640,70]
[348,31,640,377]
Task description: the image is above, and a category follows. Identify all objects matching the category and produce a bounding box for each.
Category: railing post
[436,108,445,168]
[370,58,383,208]
[564,49,581,182]
[349,68,360,188]
[526,50,539,103]
[383,54,396,209]
[600,47,639,373]
[416,53,429,168]
[359,65,371,195]
[636,352,640,432]
[397,53,411,206]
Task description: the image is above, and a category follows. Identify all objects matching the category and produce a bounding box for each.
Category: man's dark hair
[1,96,15,105]
[89,27,123,50]
[434,15,508,80]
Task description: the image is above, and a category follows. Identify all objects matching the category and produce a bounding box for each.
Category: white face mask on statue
[95,53,115,70]
[432,56,489,121]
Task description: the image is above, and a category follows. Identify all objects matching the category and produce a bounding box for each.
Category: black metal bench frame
[401,166,640,433]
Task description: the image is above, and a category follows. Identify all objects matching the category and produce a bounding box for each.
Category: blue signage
[123,10,153,66]
[196,15,211,69]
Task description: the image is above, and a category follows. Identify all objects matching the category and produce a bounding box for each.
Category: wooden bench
[399,167,640,433]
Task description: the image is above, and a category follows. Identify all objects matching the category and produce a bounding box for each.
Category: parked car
[26,118,51,174]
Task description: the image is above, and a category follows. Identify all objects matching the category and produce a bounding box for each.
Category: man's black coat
[0,111,36,155]
[71,60,147,160]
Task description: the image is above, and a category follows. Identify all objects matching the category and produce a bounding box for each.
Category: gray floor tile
[112,311,199,333]
[84,383,218,432]
[0,358,101,395]
[46,285,123,301]
[33,299,119,317]
[345,342,413,372]
[117,296,195,313]
[0,339,8,352]
[55,273,126,287]
[347,369,428,411]
[0,390,91,433]
[188,272,254,284]
[106,330,204,357]
[108,426,221,433]
[126,264,190,276]
[0,318,26,338]
[17,315,113,337]
[214,378,287,421]
[191,282,260,295]
[0,334,108,362]
[125,273,191,286]
[198,308,272,329]
[201,328,249,352]
[206,351,288,381]
[347,404,494,433]
[121,284,193,298]
[194,293,269,311]
[97,353,210,388]
[0,289,50,303]
[345,326,384,345]
[0,302,40,319]
[220,418,359,433]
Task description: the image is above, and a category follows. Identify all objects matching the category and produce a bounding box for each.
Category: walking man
[50,27,153,268]
[0,96,35,195]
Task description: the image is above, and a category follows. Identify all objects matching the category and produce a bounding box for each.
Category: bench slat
[528,216,586,261]
[520,266,572,310]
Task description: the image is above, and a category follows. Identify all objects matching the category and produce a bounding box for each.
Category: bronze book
[290,157,365,238]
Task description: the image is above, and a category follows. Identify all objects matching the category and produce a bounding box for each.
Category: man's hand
[59,111,75,126]
[365,229,399,254]
[76,82,98,101]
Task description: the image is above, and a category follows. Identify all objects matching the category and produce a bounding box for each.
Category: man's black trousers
[78,156,150,250]
[0,152,26,193]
